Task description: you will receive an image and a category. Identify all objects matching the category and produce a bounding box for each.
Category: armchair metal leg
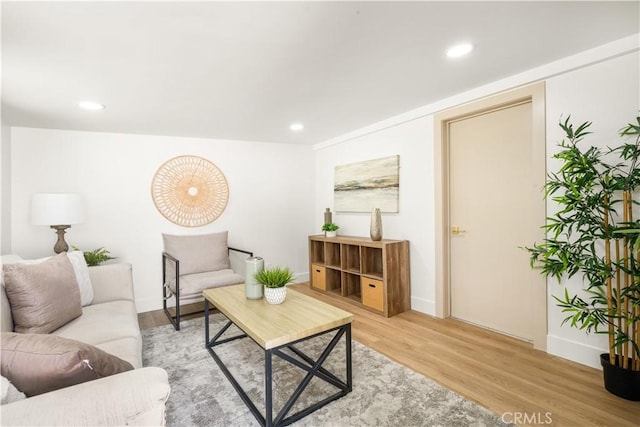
[163,284,180,331]
[162,252,181,331]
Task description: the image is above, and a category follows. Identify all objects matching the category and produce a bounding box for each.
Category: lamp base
[50,225,71,254]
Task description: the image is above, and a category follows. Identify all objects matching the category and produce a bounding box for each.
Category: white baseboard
[411,296,435,316]
[294,272,309,284]
[546,334,606,370]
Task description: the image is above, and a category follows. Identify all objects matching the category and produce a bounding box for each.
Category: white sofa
[1,257,171,426]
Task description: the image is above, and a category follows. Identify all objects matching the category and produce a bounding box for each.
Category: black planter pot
[600,353,640,401]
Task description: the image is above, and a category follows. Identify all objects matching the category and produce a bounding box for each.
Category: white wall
[314,117,436,313]
[0,0,7,254]
[10,128,315,312]
[544,52,640,367]
[1,121,10,253]
[314,37,639,369]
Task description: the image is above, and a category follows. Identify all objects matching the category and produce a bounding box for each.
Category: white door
[448,101,537,341]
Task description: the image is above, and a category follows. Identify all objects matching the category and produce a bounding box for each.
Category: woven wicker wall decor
[151,155,229,227]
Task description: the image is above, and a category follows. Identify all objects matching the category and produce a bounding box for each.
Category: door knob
[451,226,467,235]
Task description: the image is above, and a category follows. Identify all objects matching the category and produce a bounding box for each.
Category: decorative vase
[370,208,382,241]
[324,208,332,225]
[264,286,287,304]
[600,354,640,401]
[244,257,264,299]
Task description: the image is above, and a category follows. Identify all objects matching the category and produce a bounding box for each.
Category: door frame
[433,82,547,351]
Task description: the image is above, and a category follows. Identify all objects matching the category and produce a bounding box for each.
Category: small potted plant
[321,223,339,238]
[72,246,116,266]
[254,266,295,304]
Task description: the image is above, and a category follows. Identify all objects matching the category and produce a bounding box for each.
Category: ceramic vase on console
[370,207,382,241]
[324,208,332,225]
[264,286,287,304]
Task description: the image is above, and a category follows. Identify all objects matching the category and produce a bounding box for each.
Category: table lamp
[30,193,87,254]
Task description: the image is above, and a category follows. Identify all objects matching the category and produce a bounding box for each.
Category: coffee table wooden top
[203,285,353,350]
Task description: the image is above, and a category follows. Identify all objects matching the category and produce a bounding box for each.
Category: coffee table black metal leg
[346,323,352,392]
[265,350,273,427]
[204,299,210,346]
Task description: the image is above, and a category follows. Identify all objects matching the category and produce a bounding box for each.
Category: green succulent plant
[253,266,294,288]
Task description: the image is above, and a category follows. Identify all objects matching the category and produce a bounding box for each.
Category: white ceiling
[2,1,639,145]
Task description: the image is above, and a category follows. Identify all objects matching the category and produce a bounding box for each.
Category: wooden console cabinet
[308,235,410,317]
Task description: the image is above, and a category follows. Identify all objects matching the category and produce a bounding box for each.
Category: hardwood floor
[137,302,207,330]
[138,284,640,427]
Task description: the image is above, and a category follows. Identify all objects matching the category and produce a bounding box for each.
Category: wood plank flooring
[138,283,640,427]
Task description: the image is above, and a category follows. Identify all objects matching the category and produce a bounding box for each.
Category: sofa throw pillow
[0,333,134,397]
[0,256,23,291]
[1,375,26,404]
[2,253,82,334]
[162,231,230,276]
[66,251,94,306]
[3,252,94,307]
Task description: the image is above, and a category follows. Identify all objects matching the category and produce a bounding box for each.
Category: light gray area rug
[142,316,509,427]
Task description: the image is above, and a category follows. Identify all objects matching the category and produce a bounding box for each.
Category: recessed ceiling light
[77,101,105,111]
[446,43,474,58]
[290,123,304,132]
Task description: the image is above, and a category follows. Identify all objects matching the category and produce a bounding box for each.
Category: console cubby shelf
[308,235,410,317]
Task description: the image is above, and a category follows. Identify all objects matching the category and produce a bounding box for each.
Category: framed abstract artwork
[334,155,399,213]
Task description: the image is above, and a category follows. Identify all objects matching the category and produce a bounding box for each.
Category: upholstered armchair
[162,231,252,330]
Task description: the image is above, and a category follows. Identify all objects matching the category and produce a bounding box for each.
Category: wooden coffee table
[203,285,353,427]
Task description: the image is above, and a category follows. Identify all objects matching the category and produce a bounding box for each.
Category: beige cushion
[2,254,82,334]
[88,263,135,304]
[53,300,143,368]
[168,269,243,299]
[163,231,230,275]
[0,332,134,397]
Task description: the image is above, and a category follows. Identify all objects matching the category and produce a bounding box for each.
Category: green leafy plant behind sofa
[72,246,116,267]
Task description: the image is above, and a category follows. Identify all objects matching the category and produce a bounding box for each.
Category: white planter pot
[264,286,287,304]
[326,231,337,238]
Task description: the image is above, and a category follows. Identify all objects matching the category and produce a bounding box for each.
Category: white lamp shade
[30,193,87,226]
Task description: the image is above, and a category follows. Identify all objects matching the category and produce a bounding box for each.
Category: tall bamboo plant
[527,116,640,371]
